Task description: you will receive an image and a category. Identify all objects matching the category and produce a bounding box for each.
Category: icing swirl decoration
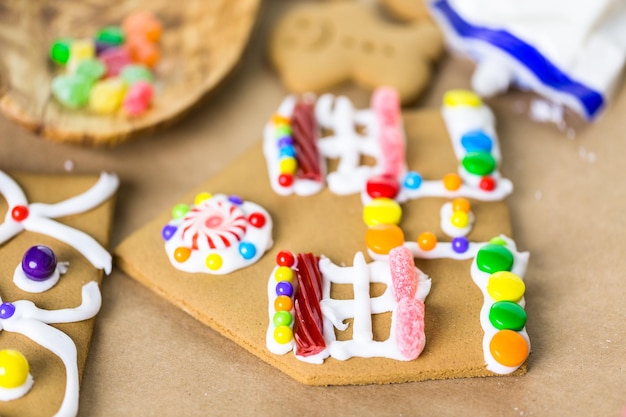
[181,199,247,250]
[163,194,273,275]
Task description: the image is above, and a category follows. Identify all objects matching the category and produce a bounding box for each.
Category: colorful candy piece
[451,236,470,253]
[173,247,191,263]
[248,212,267,228]
[238,242,257,260]
[479,176,496,191]
[120,64,154,86]
[274,265,294,282]
[403,171,423,190]
[462,151,496,176]
[365,223,405,255]
[96,26,125,46]
[274,325,293,344]
[276,251,295,267]
[363,198,402,227]
[489,330,529,367]
[126,35,161,68]
[443,173,462,191]
[122,11,163,43]
[99,47,132,78]
[171,203,190,220]
[452,197,470,213]
[395,298,426,360]
[205,253,223,271]
[74,58,106,83]
[67,39,95,71]
[461,130,493,153]
[417,231,437,251]
[50,38,71,65]
[0,349,30,389]
[489,301,527,331]
[389,246,418,300]
[51,74,92,109]
[273,311,293,327]
[123,80,154,116]
[487,271,525,302]
[89,78,127,114]
[476,243,514,273]
[366,174,401,199]
[443,89,482,108]
[21,245,57,281]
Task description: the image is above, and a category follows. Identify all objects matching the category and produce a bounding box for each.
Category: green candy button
[462,151,496,176]
[489,301,527,331]
[96,26,125,45]
[476,243,514,273]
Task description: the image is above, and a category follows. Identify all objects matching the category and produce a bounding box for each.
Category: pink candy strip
[371,87,406,178]
[389,246,426,360]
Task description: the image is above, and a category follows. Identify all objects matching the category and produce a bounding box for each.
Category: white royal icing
[13,261,69,293]
[0,171,118,274]
[0,281,102,416]
[164,194,273,275]
[439,201,474,238]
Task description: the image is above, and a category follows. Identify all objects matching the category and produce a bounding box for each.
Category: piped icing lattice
[263,88,531,375]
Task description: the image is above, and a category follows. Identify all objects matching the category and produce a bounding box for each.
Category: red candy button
[366,174,400,199]
[11,205,29,222]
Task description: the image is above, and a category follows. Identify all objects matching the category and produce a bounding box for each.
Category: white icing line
[12,262,68,293]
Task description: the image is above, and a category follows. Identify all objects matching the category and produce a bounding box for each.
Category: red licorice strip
[293,253,326,357]
[291,101,322,182]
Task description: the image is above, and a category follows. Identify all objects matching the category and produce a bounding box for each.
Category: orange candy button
[417,231,437,251]
[274,295,293,312]
[452,197,471,213]
[443,173,462,191]
[365,224,405,254]
[173,247,191,263]
[489,330,529,367]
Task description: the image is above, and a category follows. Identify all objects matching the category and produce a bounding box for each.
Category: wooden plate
[0,0,261,146]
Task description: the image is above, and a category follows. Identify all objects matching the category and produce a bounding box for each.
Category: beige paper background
[1,0,625,415]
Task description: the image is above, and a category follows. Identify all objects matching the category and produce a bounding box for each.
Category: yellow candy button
[0,349,29,389]
[487,271,525,302]
[274,325,293,344]
[274,266,294,283]
[451,211,469,228]
[205,253,223,271]
[194,192,212,205]
[279,157,297,175]
[363,198,402,227]
[443,89,483,108]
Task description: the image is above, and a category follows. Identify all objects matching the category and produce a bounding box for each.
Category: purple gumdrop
[22,245,57,281]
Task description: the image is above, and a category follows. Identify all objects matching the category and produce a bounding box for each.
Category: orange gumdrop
[452,197,471,213]
[274,295,293,312]
[489,330,529,367]
[127,35,160,68]
[417,232,437,251]
[365,224,405,254]
[443,173,462,191]
[123,11,162,43]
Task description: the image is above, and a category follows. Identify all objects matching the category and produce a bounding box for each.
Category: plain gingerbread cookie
[379,0,432,21]
[269,2,443,104]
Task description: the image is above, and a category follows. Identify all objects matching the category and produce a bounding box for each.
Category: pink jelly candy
[389,246,418,301]
[99,47,132,77]
[123,80,154,116]
[395,298,426,360]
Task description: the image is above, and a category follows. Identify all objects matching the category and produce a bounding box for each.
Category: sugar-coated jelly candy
[443,89,482,108]
[75,58,106,82]
[89,78,127,114]
[487,271,525,302]
[489,330,529,367]
[120,64,154,86]
[126,35,160,68]
[476,244,514,273]
[67,39,95,72]
[99,47,132,78]
[123,81,154,116]
[96,26,125,46]
[50,38,72,65]
[0,349,30,389]
[122,11,163,43]
[22,245,57,281]
[52,74,92,109]
[363,198,402,227]
[365,224,405,255]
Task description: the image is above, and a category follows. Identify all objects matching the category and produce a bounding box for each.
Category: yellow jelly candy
[365,224,405,254]
[487,271,525,302]
[206,254,223,271]
[67,39,95,71]
[274,266,294,283]
[279,157,297,175]
[443,89,482,108]
[451,211,469,228]
[489,330,529,367]
[363,198,402,227]
[90,78,127,114]
[0,349,29,389]
[194,192,212,205]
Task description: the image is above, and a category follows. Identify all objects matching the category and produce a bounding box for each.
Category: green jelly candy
[120,64,154,86]
[75,59,106,82]
[476,243,514,273]
[489,301,527,331]
[96,26,125,45]
[51,74,92,109]
[462,151,496,176]
[50,38,72,65]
